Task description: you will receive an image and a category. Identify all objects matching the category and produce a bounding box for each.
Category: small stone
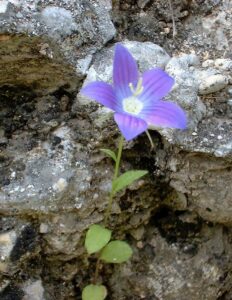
[46,120,59,128]
[199,74,229,95]
[217,135,223,140]
[52,178,68,192]
[192,132,197,136]
[228,88,232,95]
[202,59,214,68]
[39,223,49,234]
[227,99,232,106]
[23,280,45,300]
[0,1,8,14]
[164,27,170,34]
[40,7,77,38]
[130,226,145,240]
[137,241,144,249]
[0,230,17,260]
[214,58,232,71]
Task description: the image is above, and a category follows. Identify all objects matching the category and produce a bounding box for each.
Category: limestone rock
[199,74,229,95]
[110,213,232,300]
[0,0,116,68]
[23,280,45,300]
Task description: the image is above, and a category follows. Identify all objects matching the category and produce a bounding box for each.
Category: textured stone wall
[0,1,232,299]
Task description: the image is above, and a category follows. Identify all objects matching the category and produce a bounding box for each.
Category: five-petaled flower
[81,44,187,141]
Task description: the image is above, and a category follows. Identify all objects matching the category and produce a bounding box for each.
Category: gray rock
[199,74,229,95]
[214,58,232,71]
[40,6,78,39]
[165,53,206,130]
[122,41,171,72]
[0,125,91,214]
[0,0,116,68]
[0,230,17,272]
[0,221,39,276]
[23,280,45,300]
[110,219,232,300]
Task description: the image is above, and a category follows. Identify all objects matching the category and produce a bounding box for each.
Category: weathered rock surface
[0,0,116,70]
[110,213,232,300]
[0,0,232,299]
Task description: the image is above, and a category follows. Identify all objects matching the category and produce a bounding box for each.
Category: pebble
[0,1,8,14]
[228,88,232,95]
[202,59,214,68]
[23,280,45,300]
[214,58,232,71]
[0,231,17,260]
[227,99,232,106]
[52,178,68,192]
[199,74,228,95]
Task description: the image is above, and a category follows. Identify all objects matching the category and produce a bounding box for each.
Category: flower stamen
[122,96,143,115]
[129,78,144,97]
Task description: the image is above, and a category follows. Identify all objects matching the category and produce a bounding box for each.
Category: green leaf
[82,284,107,300]
[100,240,133,263]
[85,225,112,255]
[112,170,148,194]
[100,148,117,162]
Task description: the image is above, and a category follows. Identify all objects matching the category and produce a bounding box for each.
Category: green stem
[104,135,124,226]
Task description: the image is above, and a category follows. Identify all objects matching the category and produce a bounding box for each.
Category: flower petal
[139,68,175,103]
[114,113,147,141]
[80,82,119,110]
[140,100,187,129]
[113,44,139,99]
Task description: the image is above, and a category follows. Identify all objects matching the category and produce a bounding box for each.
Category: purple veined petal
[140,100,187,129]
[114,113,147,141]
[113,44,139,99]
[80,81,120,111]
[139,68,175,104]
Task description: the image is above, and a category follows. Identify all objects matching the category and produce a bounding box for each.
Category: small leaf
[100,240,133,263]
[82,284,107,300]
[100,148,117,162]
[112,170,148,194]
[85,225,112,255]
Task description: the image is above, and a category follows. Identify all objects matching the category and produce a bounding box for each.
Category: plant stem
[145,130,154,149]
[93,257,101,284]
[168,0,177,37]
[104,135,124,226]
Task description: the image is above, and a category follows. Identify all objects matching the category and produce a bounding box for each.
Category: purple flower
[80,44,187,141]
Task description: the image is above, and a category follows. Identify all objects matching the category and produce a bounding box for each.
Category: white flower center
[122,96,143,115]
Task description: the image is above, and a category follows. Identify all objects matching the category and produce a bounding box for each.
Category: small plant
[81,44,186,299]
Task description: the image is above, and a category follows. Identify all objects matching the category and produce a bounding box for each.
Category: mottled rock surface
[0,0,232,299]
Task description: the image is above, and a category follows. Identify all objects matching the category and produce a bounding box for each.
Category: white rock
[227,99,232,106]
[199,74,228,95]
[214,59,232,71]
[0,230,17,260]
[40,6,77,38]
[52,178,68,192]
[23,280,45,300]
[0,1,8,13]
[202,60,214,68]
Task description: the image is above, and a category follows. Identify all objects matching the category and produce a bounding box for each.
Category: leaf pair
[85,224,132,264]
